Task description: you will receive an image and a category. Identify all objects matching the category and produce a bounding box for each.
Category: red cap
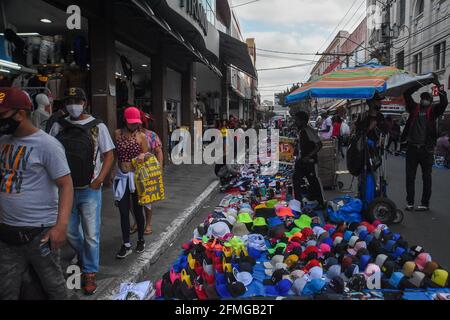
[124,106,143,124]
[301,228,314,239]
[305,259,321,271]
[301,246,320,260]
[332,232,344,240]
[0,87,32,112]
[323,224,336,232]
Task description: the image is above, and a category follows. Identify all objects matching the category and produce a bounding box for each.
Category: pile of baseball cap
[152,169,449,300]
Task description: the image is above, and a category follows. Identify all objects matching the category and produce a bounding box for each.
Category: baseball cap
[423,261,440,277]
[409,245,425,258]
[381,260,397,277]
[63,87,87,101]
[263,268,289,286]
[364,263,381,279]
[309,266,324,280]
[263,255,285,269]
[284,255,299,268]
[302,278,326,296]
[408,271,426,288]
[124,106,143,124]
[265,279,293,297]
[402,261,416,278]
[292,275,309,295]
[431,269,449,287]
[359,255,372,271]
[0,87,32,112]
[305,259,322,271]
[344,264,360,279]
[326,265,342,280]
[327,276,345,294]
[415,253,432,271]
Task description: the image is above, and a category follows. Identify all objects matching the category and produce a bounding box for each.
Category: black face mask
[0,111,20,135]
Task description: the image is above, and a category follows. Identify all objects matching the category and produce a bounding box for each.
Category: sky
[233,0,368,103]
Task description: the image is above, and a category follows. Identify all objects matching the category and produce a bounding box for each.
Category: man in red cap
[0,87,74,300]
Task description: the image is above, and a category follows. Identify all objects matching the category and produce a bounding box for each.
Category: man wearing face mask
[401,78,448,212]
[49,87,115,295]
[0,87,73,299]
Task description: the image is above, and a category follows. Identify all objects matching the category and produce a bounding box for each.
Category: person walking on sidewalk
[113,107,149,259]
[49,87,115,295]
[130,110,163,236]
[0,87,73,300]
[293,111,325,209]
[402,79,448,212]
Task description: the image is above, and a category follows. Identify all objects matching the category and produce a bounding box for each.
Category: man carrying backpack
[401,78,448,212]
[49,88,115,295]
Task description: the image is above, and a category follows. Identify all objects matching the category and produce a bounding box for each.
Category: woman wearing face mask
[113,107,149,259]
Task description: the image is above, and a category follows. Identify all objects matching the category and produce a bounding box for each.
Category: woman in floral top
[130,111,164,235]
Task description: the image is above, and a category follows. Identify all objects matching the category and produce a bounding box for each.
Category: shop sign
[180,0,208,36]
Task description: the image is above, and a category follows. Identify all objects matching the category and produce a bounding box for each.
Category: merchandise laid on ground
[114,163,449,301]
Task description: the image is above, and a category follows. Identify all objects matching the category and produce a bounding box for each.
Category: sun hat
[247,234,267,251]
[294,215,312,230]
[423,261,440,277]
[277,206,295,218]
[266,279,293,296]
[408,271,426,288]
[233,268,253,287]
[237,212,253,224]
[285,227,302,237]
[415,253,432,271]
[268,242,287,255]
[124,106,143,124]
[402,261,416,278]
[207,221,231,239]
[431,269,449,287]
[288,200,302,214]
[232,222,250,237]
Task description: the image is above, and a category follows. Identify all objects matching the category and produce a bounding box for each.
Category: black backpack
[346,132,365,177]
[56,118,102,187]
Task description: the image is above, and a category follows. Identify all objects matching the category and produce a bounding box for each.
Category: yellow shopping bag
[132,154,165,206]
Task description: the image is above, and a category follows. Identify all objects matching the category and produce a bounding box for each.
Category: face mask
[66,104,84,118]
[420,100,431,108]
[126,124,139,132]
[0,111,20,135]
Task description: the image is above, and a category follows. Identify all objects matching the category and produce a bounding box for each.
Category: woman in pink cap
[113,106,149,259]
[129,110,163,236]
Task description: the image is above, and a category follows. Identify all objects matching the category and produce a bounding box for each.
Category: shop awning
[131,0,222,77]
[219,31,257,79]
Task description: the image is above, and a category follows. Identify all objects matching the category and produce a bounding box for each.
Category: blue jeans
[68,188,102,273]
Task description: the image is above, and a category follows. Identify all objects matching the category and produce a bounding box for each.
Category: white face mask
[66,104,84,118]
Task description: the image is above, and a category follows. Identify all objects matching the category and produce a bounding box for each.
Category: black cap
[399,252,415,267]
[347,274,367,291]
[348,222,359,232]
[409,245,425,258]
[328,276,345,294]
[382,260,397,277]
[263,268,288,286]
[228,282,246,298]
[63,87,87,101]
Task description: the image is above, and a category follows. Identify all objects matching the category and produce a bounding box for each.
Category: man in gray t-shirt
[0,87,73,300]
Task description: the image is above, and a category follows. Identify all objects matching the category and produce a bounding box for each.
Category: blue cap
[248,246,262,259]
[302,278,326,296]
[180,255,188,270]
[389,272,404,289]
[384,240,396,252]
[344,231,353,242]
[365,234,375,245]
[215,273,227,286]
[216,284,232,298]
[359,230,369,241]
[392,247,406,260]
[268,217,283,228]
[359,255,371,271]
[265,279,292,296]
[321,237,334,247]
[392,233,402,241]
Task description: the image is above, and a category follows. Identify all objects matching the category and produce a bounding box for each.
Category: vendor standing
[293,111,325,209]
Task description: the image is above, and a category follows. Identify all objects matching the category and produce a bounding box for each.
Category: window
[413,52,423,74]
[434,42,446,70]
[396,51,405,70]
[415,0,424,18]
[399,0,406,25]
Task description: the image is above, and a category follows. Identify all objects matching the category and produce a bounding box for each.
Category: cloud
[236,0,367,101]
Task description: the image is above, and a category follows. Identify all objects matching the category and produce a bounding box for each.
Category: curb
[95,180,220,300]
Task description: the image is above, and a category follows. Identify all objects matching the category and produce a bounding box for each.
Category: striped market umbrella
[285,61,435,104]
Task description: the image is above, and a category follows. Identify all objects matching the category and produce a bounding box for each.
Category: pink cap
[415,253,432,271]
[124,106,143,124]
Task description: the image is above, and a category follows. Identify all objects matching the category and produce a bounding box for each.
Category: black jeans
[118,184,145,244]
[0,228,68,300]
[406,146,433,207]
[293,160,325,205]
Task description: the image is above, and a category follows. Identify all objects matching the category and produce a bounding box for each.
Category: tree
[275,83,301,106]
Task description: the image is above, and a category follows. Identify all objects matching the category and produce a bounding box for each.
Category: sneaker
[136,240,145,254]
[82,273,97,296]
[116,245,132,259]
[405,205,414,212]
[416,206,430,212]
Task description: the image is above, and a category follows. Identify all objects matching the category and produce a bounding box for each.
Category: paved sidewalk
[60,164,219,300]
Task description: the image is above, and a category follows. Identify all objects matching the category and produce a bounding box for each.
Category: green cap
[237,212,253,224]
[267,242,287,255]
[253,217,267,228]
[285,227,302,238]
[266,199,279,208]
[294,214,312,230]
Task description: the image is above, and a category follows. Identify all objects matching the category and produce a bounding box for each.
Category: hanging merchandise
[4,29,26,66]
[132,154,165,206]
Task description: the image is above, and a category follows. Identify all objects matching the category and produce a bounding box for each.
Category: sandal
[144,226,153,235]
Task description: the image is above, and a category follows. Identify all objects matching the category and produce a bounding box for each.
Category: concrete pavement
[60,164,219,300]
